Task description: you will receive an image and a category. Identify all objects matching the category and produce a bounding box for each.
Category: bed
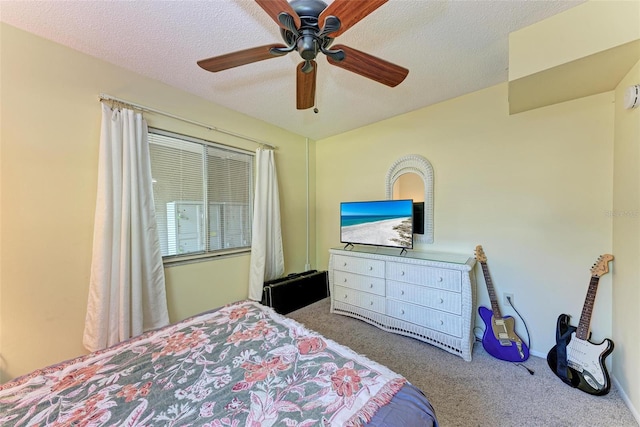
[0,300,437,426]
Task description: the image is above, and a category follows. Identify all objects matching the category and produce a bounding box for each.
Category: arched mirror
[385,155,434,244]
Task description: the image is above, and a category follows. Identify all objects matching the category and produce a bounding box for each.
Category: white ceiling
[0,0,585,140]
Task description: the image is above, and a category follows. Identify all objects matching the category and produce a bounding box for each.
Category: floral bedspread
[0,300,406,426]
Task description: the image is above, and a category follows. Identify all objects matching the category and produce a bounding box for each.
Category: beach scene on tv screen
[341,200,413,248]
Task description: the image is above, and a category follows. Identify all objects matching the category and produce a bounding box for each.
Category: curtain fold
[248,148,285,301]
[83,104,169,352]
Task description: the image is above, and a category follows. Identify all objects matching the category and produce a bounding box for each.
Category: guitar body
[474,246,530,363]
[547,331,614,396]
[546,254,614,396]
[479,306,530,362]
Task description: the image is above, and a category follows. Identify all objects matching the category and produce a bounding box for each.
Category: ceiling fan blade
[327,44,408,87]
[197,44,288,72]
[319,0,388,37]
[297,61,317,110]
[255,0,301,31]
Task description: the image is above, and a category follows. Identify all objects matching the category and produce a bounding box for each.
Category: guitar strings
[506,295,532,349]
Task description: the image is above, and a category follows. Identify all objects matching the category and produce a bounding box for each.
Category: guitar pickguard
[491,317,521,346]
[566,333,613,390]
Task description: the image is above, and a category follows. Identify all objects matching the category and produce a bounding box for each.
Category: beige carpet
[286,298,638,427]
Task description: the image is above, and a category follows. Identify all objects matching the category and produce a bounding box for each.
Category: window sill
[162,248,251,267]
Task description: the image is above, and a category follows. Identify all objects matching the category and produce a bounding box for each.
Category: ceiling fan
[197,0,409,110]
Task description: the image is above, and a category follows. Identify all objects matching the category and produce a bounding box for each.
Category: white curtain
[248,148,285,301]
[83,104,170,352]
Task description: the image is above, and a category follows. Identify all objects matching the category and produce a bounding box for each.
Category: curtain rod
[98,93,277,150]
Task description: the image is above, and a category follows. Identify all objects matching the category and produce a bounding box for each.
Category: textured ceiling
[0,0,585,140]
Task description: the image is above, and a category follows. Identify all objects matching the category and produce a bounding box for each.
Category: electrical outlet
[504,293,514,306]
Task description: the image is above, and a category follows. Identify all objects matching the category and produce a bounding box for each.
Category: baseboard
[528,349,546,359]
[612,376,640,425]
[468,332,638,422]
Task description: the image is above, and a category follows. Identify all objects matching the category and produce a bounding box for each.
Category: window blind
[148,129,254,260]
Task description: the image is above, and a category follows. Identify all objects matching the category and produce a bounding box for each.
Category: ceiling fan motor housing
[280,0,334,63]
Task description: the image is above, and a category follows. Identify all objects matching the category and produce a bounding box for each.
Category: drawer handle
[369,283,374,288]
[440,320,444,325]
[344,294,348,299]
[437,277,443,282]
[343,278,347,283]
[370,301,374,306]
[439,298,444,303]
[400,271,405,276]
[343,262,347,267]
[369,266,373,271]
[401,309,405,315]
[400,290,405,295]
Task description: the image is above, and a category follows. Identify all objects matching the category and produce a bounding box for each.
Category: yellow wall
[509,0,640,81]
[1,8,638,421]
[316,84,614,359]
[613,60,640,418]
[0,23,316,381]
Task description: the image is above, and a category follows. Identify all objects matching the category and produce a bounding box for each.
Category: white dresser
[329,247,476,361]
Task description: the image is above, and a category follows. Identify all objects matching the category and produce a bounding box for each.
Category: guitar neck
[481,262,503,318]
[576,276,600,340]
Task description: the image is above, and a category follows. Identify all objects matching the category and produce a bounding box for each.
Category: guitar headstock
[591,254,614,278]
[475,245,487,263]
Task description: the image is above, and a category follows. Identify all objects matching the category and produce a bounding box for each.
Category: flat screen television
[340,199,414,249]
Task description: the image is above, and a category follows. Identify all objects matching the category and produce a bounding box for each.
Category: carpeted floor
[286,298,638,427]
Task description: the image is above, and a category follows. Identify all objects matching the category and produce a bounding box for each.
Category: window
[148,128,254,262]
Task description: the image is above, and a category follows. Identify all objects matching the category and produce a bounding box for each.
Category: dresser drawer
[387,281,461,315]
[333,254,385,278]
[386,262,461,292]
[334,270,386,296]
[386,299,462,337]
[334,285,386,314]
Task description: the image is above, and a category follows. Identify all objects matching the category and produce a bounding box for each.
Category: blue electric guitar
[475,245,530,362]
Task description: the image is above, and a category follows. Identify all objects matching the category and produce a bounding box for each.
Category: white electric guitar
[547,254,614,395]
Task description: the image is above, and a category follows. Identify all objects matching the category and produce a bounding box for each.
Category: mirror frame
[385,154,434,244]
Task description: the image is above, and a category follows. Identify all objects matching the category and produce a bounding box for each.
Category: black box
[261,270,329,315]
